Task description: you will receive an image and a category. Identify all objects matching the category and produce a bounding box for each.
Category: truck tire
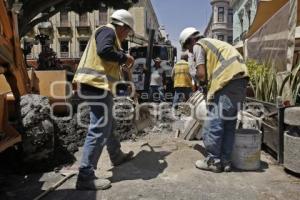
[20,94,54,162]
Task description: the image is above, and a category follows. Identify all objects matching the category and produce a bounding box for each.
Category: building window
[217,35,224,41]
[23,41,33,58]
[227,36,233,44]
[247,9,251,25]
[79,12,88,26]
[228,9,233,24]
[79,40,88,56]
[60,41,69,58]
[99,7,107,25]
[245,0,253,25]
[218,7,224,22]
[60,11,68,26]
[238,9,244,32]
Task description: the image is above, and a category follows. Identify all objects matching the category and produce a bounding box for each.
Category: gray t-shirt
[191,44,206,82]
[150,67,164,86]
[193,44,205,66]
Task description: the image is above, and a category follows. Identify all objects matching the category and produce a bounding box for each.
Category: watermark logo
[48,81,265,128]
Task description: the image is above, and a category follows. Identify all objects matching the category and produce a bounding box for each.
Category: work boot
[76,176,111,190]
[111,151,134,166]
[222,161,232,172]
[195,158,222,173]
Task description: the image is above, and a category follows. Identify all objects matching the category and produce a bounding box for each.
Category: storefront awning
[246,0,289,38]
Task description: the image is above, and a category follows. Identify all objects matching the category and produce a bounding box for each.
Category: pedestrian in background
[179,27,249,173]
[172,52,193,105]
[149,57,166,102]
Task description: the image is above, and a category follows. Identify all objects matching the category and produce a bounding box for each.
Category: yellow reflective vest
[73,24,121,92]
[172,60,192,88]
[196,38,249,100]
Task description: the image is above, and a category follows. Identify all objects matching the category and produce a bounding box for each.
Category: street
[2,133,299,200]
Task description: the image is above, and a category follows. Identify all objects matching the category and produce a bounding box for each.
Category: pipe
[33,172,77,200]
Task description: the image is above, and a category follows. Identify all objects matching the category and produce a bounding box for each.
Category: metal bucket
[284,131,300,174]
[232,129,262,170]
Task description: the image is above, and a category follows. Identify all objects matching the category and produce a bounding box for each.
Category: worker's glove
[198,80,208,95]
[198,86,207,95]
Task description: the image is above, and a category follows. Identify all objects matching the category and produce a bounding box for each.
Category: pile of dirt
[20,95,54,162]
[2,95,175,173]
[139,102,174,134]
[54,105,89,155]
[113,97,137,140]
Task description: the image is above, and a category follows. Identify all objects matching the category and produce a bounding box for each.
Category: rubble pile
[53,104,89,165]
[20,95,54,162]
[144,102,174,134]
[113,97,137,140]
[54,106,89,154]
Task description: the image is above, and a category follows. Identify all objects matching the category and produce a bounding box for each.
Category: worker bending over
[179,27,249,173]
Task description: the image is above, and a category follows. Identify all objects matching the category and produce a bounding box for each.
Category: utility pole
[144,29,155,101]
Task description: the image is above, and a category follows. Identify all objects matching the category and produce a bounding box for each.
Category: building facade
[230,0,258,46]
[204,0,233,44]
[25,0,162,68]
[112,0,162,47]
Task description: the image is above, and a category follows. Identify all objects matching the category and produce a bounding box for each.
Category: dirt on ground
[0,133,299,200]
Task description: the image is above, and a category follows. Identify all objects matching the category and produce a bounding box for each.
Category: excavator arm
[0,0,31,96]
[0,0,31,152]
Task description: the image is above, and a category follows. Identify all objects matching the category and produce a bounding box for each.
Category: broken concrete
[113,97,137,141]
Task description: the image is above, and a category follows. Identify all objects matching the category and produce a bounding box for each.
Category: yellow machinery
[0,0,69,155]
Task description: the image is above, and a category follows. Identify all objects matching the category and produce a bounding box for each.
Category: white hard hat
[179,27,201,48]
[111,9,134,32]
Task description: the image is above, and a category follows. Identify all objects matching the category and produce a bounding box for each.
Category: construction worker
[171,52,193,105]
[149,57,166,102]
[179,27,249,173]
[73,9,135,190]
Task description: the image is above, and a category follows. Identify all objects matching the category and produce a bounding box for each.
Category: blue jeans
[173,87,192,105]
[149,85,165,103]
[79,85,121,178]
[202,78,248,163]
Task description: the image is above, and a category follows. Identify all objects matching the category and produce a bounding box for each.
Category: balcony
[212,22,229,31]
[76,20,91,35]
[211,0,229,5]
[60,52,70,58]
[57,21,72,34]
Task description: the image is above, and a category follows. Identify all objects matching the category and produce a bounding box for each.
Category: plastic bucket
[232,129,262,170]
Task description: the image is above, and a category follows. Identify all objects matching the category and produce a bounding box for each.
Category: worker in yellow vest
[179,27,249,173]
[73,9,135,190]
[171,52,193,105]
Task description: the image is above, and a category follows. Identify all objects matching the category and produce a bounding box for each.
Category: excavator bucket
[0,69,71,116]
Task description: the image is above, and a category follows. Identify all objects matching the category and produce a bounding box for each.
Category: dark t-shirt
[95,26,127,64]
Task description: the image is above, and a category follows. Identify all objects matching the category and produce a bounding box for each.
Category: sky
[151,0,212,57]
